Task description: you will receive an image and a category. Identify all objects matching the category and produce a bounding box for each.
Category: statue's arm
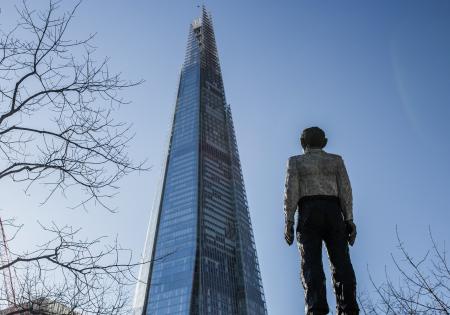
[284,157,300,224]
[336,156,353,221]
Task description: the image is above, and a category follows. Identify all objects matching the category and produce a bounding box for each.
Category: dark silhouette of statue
[284,127,359,315]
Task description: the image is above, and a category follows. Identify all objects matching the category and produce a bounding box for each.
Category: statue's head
[300,127,328,150]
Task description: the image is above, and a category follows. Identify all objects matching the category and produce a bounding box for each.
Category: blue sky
[1,1,450,313]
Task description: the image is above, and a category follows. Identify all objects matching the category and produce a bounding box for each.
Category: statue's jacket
[284,148,353,223]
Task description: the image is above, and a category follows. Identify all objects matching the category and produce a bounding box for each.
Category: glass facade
[134,9,267,315]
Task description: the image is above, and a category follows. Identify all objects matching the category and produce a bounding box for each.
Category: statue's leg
[323,204,359,315]
[297,207,329,315]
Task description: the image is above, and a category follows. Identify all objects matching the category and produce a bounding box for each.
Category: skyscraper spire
[133,10,267,315]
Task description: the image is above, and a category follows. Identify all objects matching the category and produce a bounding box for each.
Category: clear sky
[1,1,450,314]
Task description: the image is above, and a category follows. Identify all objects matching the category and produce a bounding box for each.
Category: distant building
[133,8,267,315]
[0,298,79,315]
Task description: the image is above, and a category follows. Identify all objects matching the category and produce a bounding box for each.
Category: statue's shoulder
[287,155,303,167]
[288,154,303,162]
[323,151,344,163]
[325,152,342,159]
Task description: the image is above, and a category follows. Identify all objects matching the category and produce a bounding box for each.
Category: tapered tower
[134,9,267,315]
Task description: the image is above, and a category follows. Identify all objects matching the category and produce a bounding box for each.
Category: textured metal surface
[284,148,353,223]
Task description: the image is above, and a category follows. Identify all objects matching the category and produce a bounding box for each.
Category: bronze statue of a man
[284,127,359,315]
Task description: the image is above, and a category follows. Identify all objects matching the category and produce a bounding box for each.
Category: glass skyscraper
[134,9,267,315]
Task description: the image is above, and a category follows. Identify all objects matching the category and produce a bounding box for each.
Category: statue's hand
[345,219,357,246]
[285,221,294,246]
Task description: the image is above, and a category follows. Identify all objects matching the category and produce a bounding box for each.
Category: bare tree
[0,1,149,313]
[0,220,140,314]
[359,227,450,315]
[0,0,145,211]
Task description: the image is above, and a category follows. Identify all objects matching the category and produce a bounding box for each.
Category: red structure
[0,217,16,306]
